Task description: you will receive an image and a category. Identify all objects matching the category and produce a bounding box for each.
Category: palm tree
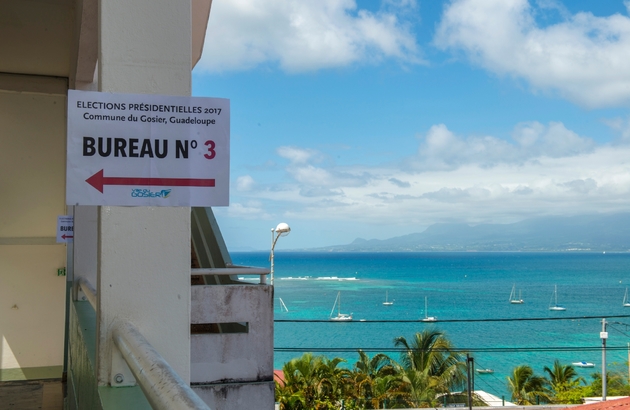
[544,360,583,394]
[589,371,630,397]
[275,382,305,410]
[399,366,439,408]
[279,353,326,409]
[279,354,312,409]
[369,374,404,409]
[507,365,551,405]
[394,328,466,388]
[277,353,351,410]
[354,350,396,379]
[317,356,351,404]
[394,329,467,406]
[351,350,400,408]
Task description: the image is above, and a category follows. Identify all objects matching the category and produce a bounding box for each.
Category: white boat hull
[330,292,352,321]
[549,286,566,311]
[421,296,436,321]
[509,285,524,304]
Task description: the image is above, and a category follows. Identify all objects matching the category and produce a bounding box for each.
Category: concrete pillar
[95,0,192,385]
[73,206,97,299]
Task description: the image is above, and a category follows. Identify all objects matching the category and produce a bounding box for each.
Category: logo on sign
[131,188,172,198]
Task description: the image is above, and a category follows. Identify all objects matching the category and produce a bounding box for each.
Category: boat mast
[338,292,341,316]
[330,292,339,318]
[425,296,428,319]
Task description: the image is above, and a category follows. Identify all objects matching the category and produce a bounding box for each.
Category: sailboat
[330,292,353,321]
[623,288,630,307]
[421,296,437,322]
[549,285,566,311]
[279,297,289,312]
[383,290,394,306]
[509,284,524,304]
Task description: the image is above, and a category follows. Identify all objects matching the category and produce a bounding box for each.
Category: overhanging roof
[0,0,211,86]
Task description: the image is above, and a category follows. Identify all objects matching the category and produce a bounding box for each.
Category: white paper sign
[57,216,74,243]
[66,90,229,206]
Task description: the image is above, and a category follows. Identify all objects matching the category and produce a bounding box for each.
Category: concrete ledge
[192,381,274,410]
[0,73,68,95]
[0,379,63,409]
[0,366,62,381]
[191,284,273,383]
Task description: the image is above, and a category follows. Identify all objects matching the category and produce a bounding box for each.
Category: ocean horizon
[232,251,630,399]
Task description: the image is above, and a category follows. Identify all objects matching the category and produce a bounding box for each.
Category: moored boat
[509,284,524,304]
[383,290,394,306]
[421,296,437,322]
[549,285,566,311]
[330,291,353,321]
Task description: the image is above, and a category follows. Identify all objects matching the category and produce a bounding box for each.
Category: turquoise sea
[232,252,630,399]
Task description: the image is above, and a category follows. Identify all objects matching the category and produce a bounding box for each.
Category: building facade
[0,1,273,408]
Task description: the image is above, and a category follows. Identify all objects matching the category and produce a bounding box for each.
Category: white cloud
[291,165,336,186]
[511,121,595,157]
[603,116,630,142]
[434,0,630,108]
[235,175,255,192]
[277,146,316,164]
[411,121,594,170]
[276,145,369,190]
[560,178,598,194]
[198,0,421,73]
[231,122,630,231]
[415,124,515,169]
[389,177,411,187]
[225,202,271,220]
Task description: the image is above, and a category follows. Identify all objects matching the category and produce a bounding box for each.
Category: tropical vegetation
[275,328,630,408]
[276,328,469,409]
[506,365,550,405]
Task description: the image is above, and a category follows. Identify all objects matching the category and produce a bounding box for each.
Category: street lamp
[602,319,608,401]
[270,223,291,285]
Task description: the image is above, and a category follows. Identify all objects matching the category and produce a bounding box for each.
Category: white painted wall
[95,0,193,385]
[73,205,97,297]
[0,86,67,372]
[190,285,274,383]
[193,382,275,410]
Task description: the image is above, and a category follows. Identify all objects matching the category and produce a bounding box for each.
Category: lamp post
[601,318,608,401]
[270,223,291,285]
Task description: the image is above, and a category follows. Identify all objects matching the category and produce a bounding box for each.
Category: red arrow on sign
[62,234,74,240]
[86,169,216,193]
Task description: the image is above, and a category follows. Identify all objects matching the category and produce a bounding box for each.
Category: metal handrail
[75,277,210,408]
[77,276,97,310]
[112,321,211,410]
[192,265,270,284]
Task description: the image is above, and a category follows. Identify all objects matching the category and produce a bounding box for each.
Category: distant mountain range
[304,213,630,252]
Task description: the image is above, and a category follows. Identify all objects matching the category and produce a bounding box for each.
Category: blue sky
[192,0,630,250]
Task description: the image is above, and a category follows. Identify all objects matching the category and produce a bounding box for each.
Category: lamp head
[275,222,291,237]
